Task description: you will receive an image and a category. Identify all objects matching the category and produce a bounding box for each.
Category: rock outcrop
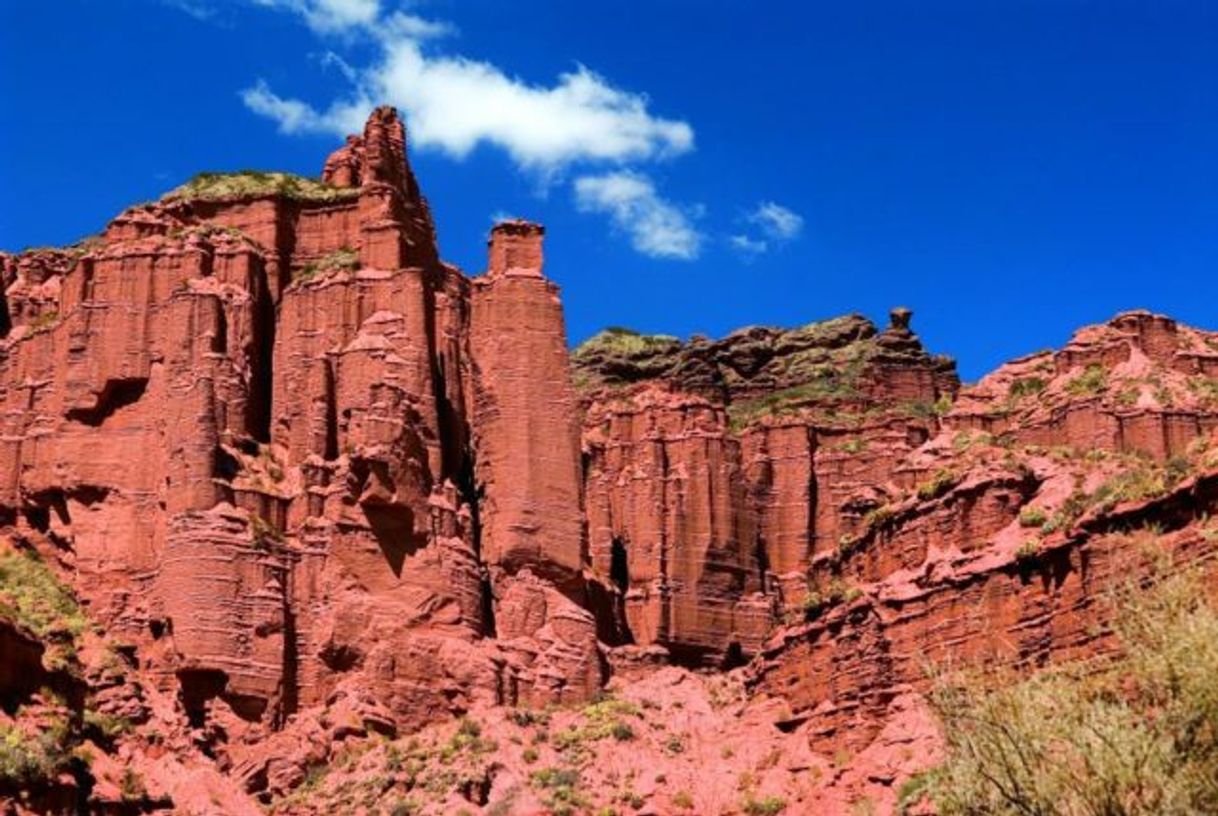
[2,105,1217,815]
[0,107,605,810]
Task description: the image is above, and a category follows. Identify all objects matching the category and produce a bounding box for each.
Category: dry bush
[924,563,1218,815]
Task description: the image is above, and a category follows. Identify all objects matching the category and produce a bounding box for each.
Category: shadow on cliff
[364,504,425,578]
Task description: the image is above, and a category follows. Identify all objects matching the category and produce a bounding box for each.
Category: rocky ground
[2,105,1216,815]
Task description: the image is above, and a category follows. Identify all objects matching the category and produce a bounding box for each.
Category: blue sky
[1,0,1215,380]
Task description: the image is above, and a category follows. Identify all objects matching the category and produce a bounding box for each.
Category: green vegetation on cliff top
[163,171,359,204]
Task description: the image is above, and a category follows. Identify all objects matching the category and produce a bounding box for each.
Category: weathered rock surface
[2,104,1217,815]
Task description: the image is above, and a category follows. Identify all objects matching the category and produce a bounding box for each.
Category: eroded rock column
[469,222,586,587]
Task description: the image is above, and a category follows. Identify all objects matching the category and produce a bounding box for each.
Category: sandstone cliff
[1,107,1216,816]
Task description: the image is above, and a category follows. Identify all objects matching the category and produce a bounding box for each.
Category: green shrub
[1187,376,1218,407]
[296,246,359,283]
[163,171,359,203]
[509,708,549,728]
[0,718,65,785]
[1014,539,1040,563]
[609,721,635,741]
[120,767,146,802]
[1017,507,1046,528]
[925,567,1218,814]
[83,709,131,742]
[863,504,895,530]
[800,591,826,620]
[1065,364,1107,396]
[1008,376,1047,401]
[838,437,867,454]
[1089,464,1170,511]
[573,328,679,359]
[27,311,60,334]
[530,767,585,816]
[0,549,87,671]
[895,771,939,815]
[917,469,959,501]
[741,795,786,815]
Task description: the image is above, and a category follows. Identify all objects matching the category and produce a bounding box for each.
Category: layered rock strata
[0,107,604,773]
[3,103,1218,815]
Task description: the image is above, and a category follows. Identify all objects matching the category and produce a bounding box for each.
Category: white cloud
[729,234,768,255]
[575,171,701,260]
[242,81,343,134]
[317,50,359,83]
[237,10,693,175]
[200,1,701,258]
[378,10,454,41]
[163,0,216,20]
[748,201,803,240]
[251,0,380,33]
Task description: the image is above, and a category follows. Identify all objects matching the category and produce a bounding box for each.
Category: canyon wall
[3,105,1218,815]
[0,109,606,767]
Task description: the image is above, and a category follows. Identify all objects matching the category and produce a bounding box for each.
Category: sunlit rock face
[4,103,1218,816]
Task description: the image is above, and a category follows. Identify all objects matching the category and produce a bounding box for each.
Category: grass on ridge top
[573,326,681,357]
[162,171,360,204]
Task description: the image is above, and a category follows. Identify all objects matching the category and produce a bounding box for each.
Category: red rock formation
[3,104,1217,816]
[949,310,1218,458]
[0,108,604,810]
[469,221,586,587]
[575,309,958,665]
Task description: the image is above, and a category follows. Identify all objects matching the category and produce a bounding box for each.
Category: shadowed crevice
[65,378,148,426]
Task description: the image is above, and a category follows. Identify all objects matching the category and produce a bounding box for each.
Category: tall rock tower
[469,221,587,591]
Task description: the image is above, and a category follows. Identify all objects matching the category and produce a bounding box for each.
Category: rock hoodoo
[2,106,1217,815]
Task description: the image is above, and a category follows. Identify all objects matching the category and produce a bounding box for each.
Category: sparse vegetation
[952,430,994,451]
[83,708,131,743]
[895,771,938,815]
[1014,539,1040,563]
[741,794,787,815]
[0,713,70,786]
[1008,376,1047,401]
[1017,506,1046,528]
[26,311,60,334]
[924,565,1218,814]
[1065,363,1107,396]
[663,732,687,755]
[550,696,642,761]
[1088,462,1172,512]
[296,246,359,284]
[1187,376,1218,407]
[120,767,147,802]
[163,171,360,203]
[0,549,88,671]
[862,504,896,530]
[917,468,959,501]
[530,766,586,816]
[575,327,680,358]
[799,579,862,621]
[837,437,868,454]
[727,371,866,430]
[249,513,284,552]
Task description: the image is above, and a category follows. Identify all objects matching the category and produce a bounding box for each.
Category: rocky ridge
[1,106,1216,815]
